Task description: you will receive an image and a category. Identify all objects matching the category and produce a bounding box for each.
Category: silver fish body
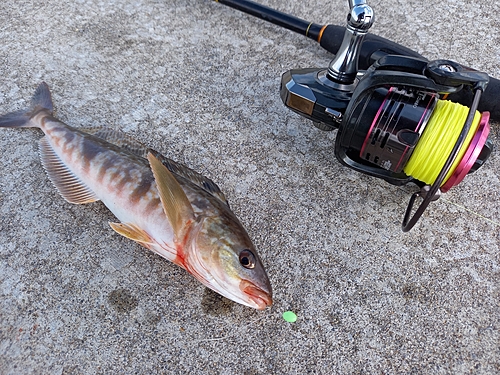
[0,82,272,310]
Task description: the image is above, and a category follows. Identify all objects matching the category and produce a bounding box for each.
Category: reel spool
[335,56,491,230]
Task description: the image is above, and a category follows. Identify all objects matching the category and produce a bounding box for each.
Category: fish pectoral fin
[147,148,231,208]
[39,138,99,204]
[109,222,154,246]
[147,152,195,240]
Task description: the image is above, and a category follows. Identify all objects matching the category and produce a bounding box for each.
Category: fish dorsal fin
[79,127,149,158]
[147,152,196,240]
[80,127,230,207]
[39,138,99,204]
[148,149,230,208]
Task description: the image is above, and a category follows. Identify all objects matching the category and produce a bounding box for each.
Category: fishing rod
[214,0,496,231]
[214,0,425,62]
[215,0,499,120]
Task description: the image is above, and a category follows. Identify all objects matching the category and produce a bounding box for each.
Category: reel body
[280,55,492,230]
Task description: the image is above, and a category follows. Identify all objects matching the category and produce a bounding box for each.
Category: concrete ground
[0,0,498,373]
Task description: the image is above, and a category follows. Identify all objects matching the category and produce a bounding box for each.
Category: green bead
[282,311,297,323]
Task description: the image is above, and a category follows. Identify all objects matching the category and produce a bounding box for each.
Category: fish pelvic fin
[39,137,99,204]
[0,82,53,128]
[147,151,196,241]
[109,222,154,247]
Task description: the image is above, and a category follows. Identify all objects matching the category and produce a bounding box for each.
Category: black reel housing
[281,55,492,187]
[219,0,496,230]
[335,55,492,186]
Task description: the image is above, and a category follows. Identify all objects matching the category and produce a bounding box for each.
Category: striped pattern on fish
[0,82,272,310]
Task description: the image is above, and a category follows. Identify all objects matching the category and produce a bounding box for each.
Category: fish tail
[0,82,53,128]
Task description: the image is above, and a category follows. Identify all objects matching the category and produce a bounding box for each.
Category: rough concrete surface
[0,0,499,374]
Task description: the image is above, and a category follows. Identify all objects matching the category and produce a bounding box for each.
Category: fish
[0,82,272,310]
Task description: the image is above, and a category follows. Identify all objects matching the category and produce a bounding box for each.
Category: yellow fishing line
[404,100,481,185]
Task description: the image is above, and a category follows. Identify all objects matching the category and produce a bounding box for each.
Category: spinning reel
[280,0,492,231]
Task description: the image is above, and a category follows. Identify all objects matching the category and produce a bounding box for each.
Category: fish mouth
[240,280,273,310]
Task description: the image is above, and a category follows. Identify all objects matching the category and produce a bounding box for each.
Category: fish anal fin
[109,222,154,246]
[39,137,99,204]
[147,152,195,240]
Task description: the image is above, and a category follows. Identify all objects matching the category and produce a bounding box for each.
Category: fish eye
[239,249,256,269]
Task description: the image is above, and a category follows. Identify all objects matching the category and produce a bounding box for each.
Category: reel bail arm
[401,87,484,231]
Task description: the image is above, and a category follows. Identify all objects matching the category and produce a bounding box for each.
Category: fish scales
[0,82,272,310]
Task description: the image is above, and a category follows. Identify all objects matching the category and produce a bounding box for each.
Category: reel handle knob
[326,0,374,84]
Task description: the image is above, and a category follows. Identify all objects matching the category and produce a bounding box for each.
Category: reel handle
[326,1,374,84]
